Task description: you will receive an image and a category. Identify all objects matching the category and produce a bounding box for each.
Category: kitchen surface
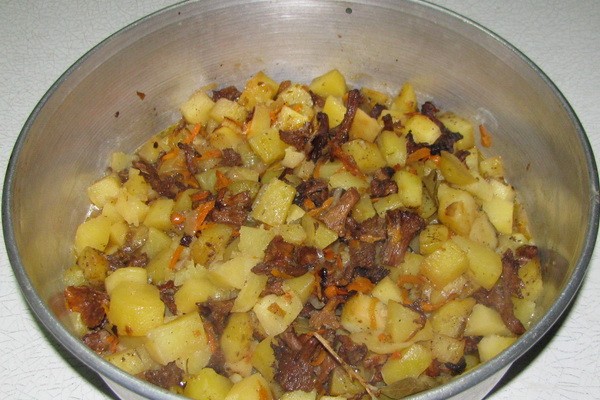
[0,1,598,399]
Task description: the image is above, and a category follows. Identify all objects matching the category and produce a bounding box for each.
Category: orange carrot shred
[170,212,186,225]
[215,170,231,190]
[161,148,179,161]
[194,200,215,232]
[310,350,327,366]
[479,124,493,147]
[271,268,295,279]
[198,149,222,161]
[168,245,184,270]
[331,145,364,178]
[347,276,375,293]
[406,147,431,164]
[183,123,202,144]
[191,190,211,202]
[429,155,441,166]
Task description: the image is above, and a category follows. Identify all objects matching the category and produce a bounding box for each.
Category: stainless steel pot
[3,0,598,399]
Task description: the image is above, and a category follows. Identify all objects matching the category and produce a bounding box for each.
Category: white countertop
[1,0,598,399]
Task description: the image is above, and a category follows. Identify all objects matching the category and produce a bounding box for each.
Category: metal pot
[3,0,598,399]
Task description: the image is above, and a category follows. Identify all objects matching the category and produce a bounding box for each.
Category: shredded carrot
[312,159,324,179]
[191,190,211,202]
[198,149,222,161]
[324,285,347,299]
[308,196,335,217]
[183,123,202,144]
[303,198,316,211]
[347,276,375,294]
[479,124,493,147]
[194,200,216,232]
[168,245,184,270]
[406,147,431,164]
[271,268,295,279]
[215,170,231,190]
[161,148,179,161]
[390,350,404,360]
[331,145,364,178]
[323,248,337,261]
[310,350,327,366]
[397,274,426,286]
[170,212,186,225]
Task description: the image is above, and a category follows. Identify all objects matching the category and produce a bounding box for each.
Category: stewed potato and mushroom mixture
[63,70,543,399]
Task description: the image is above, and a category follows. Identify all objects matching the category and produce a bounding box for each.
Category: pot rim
[3,1,598,399]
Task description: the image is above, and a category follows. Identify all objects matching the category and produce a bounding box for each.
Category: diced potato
[451,235,502,290]
[105,266,148,296]
[301,213,339,249]
[512,297,537,329]
[253,291,304,336]
[107,282,164,336]
[143,198,174,231]
[519,258,543,301]
[108,220,129,249]
[377,130,408,168]
[141,227,172,258]
[322,95,346,128]
[238,71,279,110]
[281,146,306,169]
[393,170,422,208]
[224,373,273,400]
[277,83,314,107]
[351,193,376,223]
[349,108,381,142]
[77,246,109,285]
[105,347,154,376]
[373,193,403,216]
[464,304,512,337]
[280,390,317,400]
[283,272,316,304]
[309,69,347,98]
[469,212,499,249]
[181,90,215,125]
[209,125,245,150]
[437,183,478,236]
[477,335,517,362]
[381,344,433,384]
[75,215,112,254]
[437,112,475,151]
[431,298,476,338]
[210,98,248,125]
[191,223,234,266]
[403,114,441,144]
[372,276,404,304]
[174,276,220,314]
[146,242,178,284]
[87,174,121,208]
[431,333,465,364]
[329,367,363,397]
[482,196,514,235]
[439,151,476,185]
[248,127,288,165]
[341,139,386,174]
[479,156,505,179]
[251,178,296,226]
[252,337,275,382]
[274,105,310,132]
[361,87,389,109]
[391,82,418,115]
[420,240,468,288]
[328,170,369,191]
[286,204,306,224]
[232,273,269,313]
[115,189,150,227]
[385,301,423,342]
[316,160,343,180]
[145,312,211,370]
[349,331,412,355]
[419,224,449,255]
[340,293,387,333]
[209,255,261,289]
[110,151,136,172]
[184,368,233,400]
[124,168,152,201]
[274,223,307,245]
[221,312,254,365]
[238,225,275,259]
